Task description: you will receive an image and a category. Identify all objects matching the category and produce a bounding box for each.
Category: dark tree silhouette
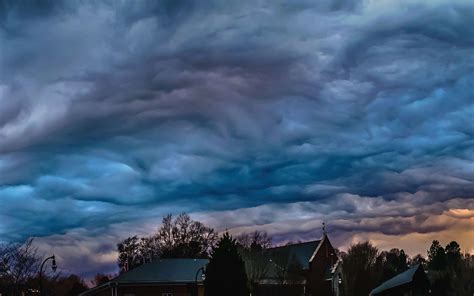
[338,240,473,296]
[237,230,272,294]
[117,213,218,271]
[117,236,142,272]
[27,273,89,295]
[341,241,379,296]
[91,273,112,287]
[445,241,462,271]
[0,238,40,294]
[410,254,427,268]
[53,274,88,295]
[426,240,468,296]
[451,253,474,295]
[205,232,249,296]
[427,240,447,271]
[157,213,218,258]
[0,239,88,295]
[426,240,450,295]
[376,248,408,282]
[236,230,272,250]
[69,280,89,295]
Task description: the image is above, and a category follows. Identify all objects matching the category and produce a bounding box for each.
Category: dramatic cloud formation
[0,0,473,277]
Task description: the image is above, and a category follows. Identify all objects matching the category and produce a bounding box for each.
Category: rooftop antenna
[322,221,327,236]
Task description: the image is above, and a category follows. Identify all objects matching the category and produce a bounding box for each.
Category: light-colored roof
[370,264,421,295]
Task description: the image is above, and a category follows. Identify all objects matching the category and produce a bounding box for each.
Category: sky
[0,0,473,279]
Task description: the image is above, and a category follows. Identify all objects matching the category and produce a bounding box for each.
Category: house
[369,264,430,296]
[254,234,343,296]
[80,258,208,296]
[81,235,342,296]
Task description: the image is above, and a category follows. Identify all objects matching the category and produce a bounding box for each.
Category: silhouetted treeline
[341,240,474,296]
[118,213,474,296]
[3,216,472,296]
[27,274,89,296]
[0,239,90,296]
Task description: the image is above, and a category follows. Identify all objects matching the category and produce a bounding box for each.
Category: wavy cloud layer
[0,0,473,277]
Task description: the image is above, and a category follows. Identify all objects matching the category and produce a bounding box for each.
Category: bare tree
[237,231,273,293]
[156,213,218,258]
[117,213,218,271]
[0,238,41,293]
[138,236,158,264]
[269,247,292,286]
[117,236,142,272]
[236,231,272,250]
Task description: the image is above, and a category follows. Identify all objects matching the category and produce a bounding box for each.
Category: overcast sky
[0,0,473,279]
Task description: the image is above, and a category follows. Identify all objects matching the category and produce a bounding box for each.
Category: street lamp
[194,267,206,296]
[39,255,57,295]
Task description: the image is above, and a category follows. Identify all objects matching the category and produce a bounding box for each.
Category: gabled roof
[268,240,321,268]
[259,240,321,281]
[309,234,328,262]
[370,264,422,295]
[113,258,209,284]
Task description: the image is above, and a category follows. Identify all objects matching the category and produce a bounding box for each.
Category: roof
[268,240,321,268]
[80,259,208,296]
[114,258,209,284]
[309,234,328,262]
[370,264,421,295]
[259,240,321,281]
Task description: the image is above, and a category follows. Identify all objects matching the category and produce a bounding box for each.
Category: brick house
[254,234,343,296]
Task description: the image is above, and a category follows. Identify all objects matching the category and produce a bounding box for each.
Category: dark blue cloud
[0,0,473,277]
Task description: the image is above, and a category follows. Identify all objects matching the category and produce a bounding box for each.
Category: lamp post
[39,255,57,295]
[194,267,206,296]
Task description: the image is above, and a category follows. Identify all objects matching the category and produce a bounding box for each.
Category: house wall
[306,237,339,296]
[85,284,204,296]
[254,284,305,296]
[118,284,194,296]
[331,264,343,296]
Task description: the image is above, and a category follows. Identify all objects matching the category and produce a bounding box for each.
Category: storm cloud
[0,0,473,276]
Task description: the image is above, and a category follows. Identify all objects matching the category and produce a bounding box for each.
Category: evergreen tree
[445,241,461,271]
[205,232,249,296]
[427,240,446,271]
